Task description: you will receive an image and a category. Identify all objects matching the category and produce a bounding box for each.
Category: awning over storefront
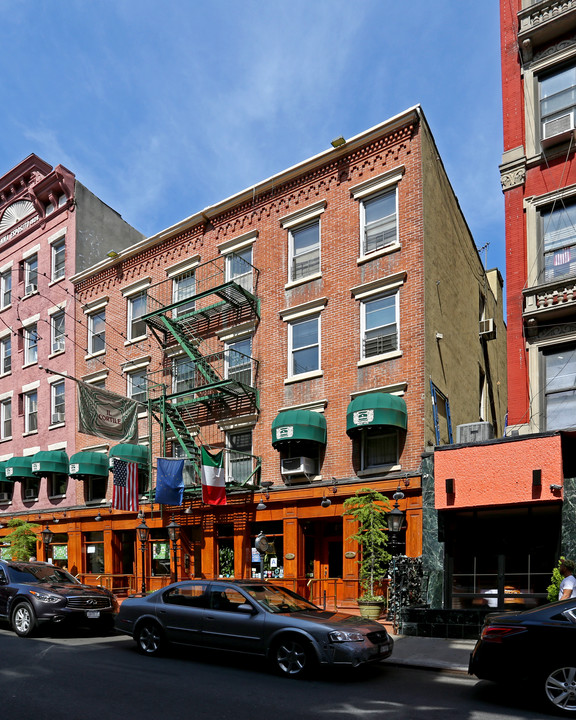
[346,392,408,437]
[271,410,327,448]
[69,451,109,479]
[109,443,149,469]
[5,456,36,480]
[31,450,69,476]
[0,460,11,483]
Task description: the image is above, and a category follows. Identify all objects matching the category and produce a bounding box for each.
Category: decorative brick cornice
[501,166,526,190]
[519,1,576,61]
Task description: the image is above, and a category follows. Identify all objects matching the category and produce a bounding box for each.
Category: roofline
[434,430,562,452]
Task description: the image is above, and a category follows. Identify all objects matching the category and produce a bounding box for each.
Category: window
[227,429,253,484]
[361,431,398,470]
[0,481,12,504]
[361,188,397,255]
[128,369,148,403]
[0,398,11,440]
[216,524,234,578]
[150,530,170,576]
[173,271,196,317]
[84,532,104,574]
[22,477,39,502]
[24,324,38,365]
[52,238,65,281]
[227,247,253,293]
[24,390,38,433]
[544,344,576,430]
[24,255,38,294]
[51,311,65,354]
[127,291,147,340]
[361,294,398,358]
[289,220,320,282]
[540,64,576,140]
[541,201,576,282]
[88,310,106,355]
[226,337,252,386]
[0,336,11,375]
[173,356,196,394]
[51,381,65,424]
[289,316,320,377]
[0,270,11,308]
[85,476,107,504]
[49,474,67,498]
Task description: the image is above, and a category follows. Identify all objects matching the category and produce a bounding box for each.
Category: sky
[1,1,505,278]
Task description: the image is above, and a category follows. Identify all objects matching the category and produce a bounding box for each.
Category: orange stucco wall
[434,435,563,510]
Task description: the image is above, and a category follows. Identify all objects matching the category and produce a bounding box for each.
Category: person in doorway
[559,558,576,600]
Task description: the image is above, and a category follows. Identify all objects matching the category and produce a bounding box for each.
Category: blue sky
[2,1,504,276]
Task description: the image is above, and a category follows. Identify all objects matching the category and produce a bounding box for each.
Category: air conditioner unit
[479,318,496,339]
[53,339,65,352]
[0,492,9,502]
[456,422,494,444]
[25,284,38,295]
[24,488,36,500]
[281,457,316,477]
[52,412,65,424]
[542,112,575,148]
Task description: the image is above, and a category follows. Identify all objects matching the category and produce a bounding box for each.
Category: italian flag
[201,447,227,505]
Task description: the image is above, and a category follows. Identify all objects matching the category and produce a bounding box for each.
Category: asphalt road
[0,625,556,720]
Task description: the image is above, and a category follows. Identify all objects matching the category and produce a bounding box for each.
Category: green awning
[109,443,149,469]
[32,450,69,476]
[0,460,12,483]
[346,393,408,436]
[271,410,327,448]
[69,451,109,479]
[5,456,36,480]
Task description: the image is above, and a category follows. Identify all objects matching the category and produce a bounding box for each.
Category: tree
[548,558,564,602]
[343,487,392,601]
[3,518,40,561]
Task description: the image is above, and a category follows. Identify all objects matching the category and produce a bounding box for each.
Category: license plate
[86,610,100,619]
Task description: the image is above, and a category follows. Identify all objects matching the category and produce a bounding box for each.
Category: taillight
[481,625,527,643]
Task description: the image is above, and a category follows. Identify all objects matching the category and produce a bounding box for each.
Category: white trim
[284,272,322,290]
[218,321,257,343]
[0,328,11,340]
[218,414,259,431]
[85,349,106,361]
[351,272,406,299]
[0,260,12,273]
[22,380,40,392]
[121,278,151,297]
[21,313,40,327]
[22,245,40,260]
[82,370,109,384]
[47,227,67,245]
[358,350,402,367]
[350,166,405,199]
[83,296,109,314]
[357,465,401,477]
[121,356,151,372]
[47,301,67,316]
[81,444,110,453]
[280,200,327,229]
[0,390,13,401]
[357,243,400,265]
[284,369,323,384]
[279,297,328,322]
[23,446,41,457]
[350,383,407,398]
[165,256,201,278]
[278,399,327,413]
[0,453,13,462]
[48,441,67,451]
[47,373,67,385]
[218,230,258,255]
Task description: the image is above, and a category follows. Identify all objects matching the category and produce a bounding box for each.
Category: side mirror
[237,603,257,614]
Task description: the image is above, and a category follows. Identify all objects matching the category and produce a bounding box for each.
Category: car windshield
[243,584,319,613]
[6,563,79,585]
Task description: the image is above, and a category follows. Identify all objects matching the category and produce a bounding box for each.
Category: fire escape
[143,253,261,496]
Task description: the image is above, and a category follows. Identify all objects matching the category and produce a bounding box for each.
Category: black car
[469,598,576,715]
[0,560,118,637]
[116,579,393,677]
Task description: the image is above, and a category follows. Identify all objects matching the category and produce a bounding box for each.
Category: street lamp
[136,518,150,595]
[387,488,406,633]
[166,515,181,583]
[41,525,54,562]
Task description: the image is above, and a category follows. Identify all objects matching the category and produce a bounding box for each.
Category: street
[0,626,555,720]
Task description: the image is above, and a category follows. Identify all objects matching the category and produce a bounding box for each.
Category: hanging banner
[77,381,139,444]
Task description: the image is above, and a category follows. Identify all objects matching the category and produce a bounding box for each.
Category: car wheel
[272,636,315,678]
[135,621,164,656]
[543,665,576,714]
[12,602,37,638]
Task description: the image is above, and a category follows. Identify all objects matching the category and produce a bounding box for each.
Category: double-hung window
[51,311,65,354]
[173,356,196,394]
[52,238,65,281]
[51,381,65,424]
[543,343,576,430]
[226,337,252,386]
[24,255,38,295]
[362,294,398,358]
[127,291,147,341]
[0,336,11,375]
[361,430,398,471]
[173,271,196,317]
[289,316,320,377]
[540,64,576,142]
[0,398,11,440]
[227,247,254,293]
[24,324,38,365]
[361,189,398,255]
[289,221,320,282]
[88,310,106,354]
[128,369,148,403]
[227,429,253,484]
[24,390,38,433]
[541,200,576,283]
[0,270,11,309]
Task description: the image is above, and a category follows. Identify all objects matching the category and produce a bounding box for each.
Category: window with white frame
[127,291,147,340]
[539,63,576,141]
[49,473,67,498]
[24,390,38,433]
[226,247,253,293]
[361,430,398,471]
[289,316,320,377]
[88,310,106,355]
[361,293,398,358]
[127,369,148,403]
[227,429,253,484]
[173,356,196,394]
[0,270,11,309]
[51,381,65,424]
[24,324,38,365]
[544,343,576,430]
[51,311,65,354]
[172,270,196,317]
[52,238,65,281]
[24,255,38,294]
[289,221,320,282]
[0,399,11,440]
[360,188,398,256]
[540,200,576,283]
[0,336,11,375]
[226,337,252,386]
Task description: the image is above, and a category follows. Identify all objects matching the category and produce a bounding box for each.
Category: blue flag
[155,458,184,506]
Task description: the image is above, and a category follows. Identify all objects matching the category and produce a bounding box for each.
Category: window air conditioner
[52,412,65,424]
[0,492,9,502]
[542,112,575,148]
[281,457,316,477]
[25,284,38,295]
[54,339,65,352]
[456,422,494,444]
[479,318,496,339]
[25,488,36,499]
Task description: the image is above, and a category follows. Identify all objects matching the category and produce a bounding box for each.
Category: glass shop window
[250,521,284,579]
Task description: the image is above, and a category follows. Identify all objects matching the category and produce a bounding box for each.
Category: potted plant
[344,487,392,620]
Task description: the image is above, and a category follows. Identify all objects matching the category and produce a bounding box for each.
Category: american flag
[112,458,139,511]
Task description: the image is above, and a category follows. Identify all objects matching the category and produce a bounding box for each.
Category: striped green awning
[69,451,109,479]
[346,393,408,436]
[5,456,36,480]
[32,450,69,476]
[271,410,327,448]
[109,443,148,469]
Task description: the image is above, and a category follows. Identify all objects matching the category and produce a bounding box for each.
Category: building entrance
[303,518,343,608]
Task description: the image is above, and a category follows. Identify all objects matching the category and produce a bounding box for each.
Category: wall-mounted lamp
[321,478,338,508]
[257,481,274,511]
[550,484,562,491]
[445,478,455,495]
[94,511,103,522]
[435,332,444,341]
[331,136,346,148]
[106,250,119,259]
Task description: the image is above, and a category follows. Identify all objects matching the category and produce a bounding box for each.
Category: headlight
[328,630,365,643]
[29,590,61,603]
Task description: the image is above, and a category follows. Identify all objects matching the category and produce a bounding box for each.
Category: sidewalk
[386,634,476,674]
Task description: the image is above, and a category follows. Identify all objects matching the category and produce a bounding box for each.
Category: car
[116,579,394,677]
[0,559,118,637]
[469,598,576,715]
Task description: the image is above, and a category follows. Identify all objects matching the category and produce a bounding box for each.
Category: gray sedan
[115,579,393,677]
